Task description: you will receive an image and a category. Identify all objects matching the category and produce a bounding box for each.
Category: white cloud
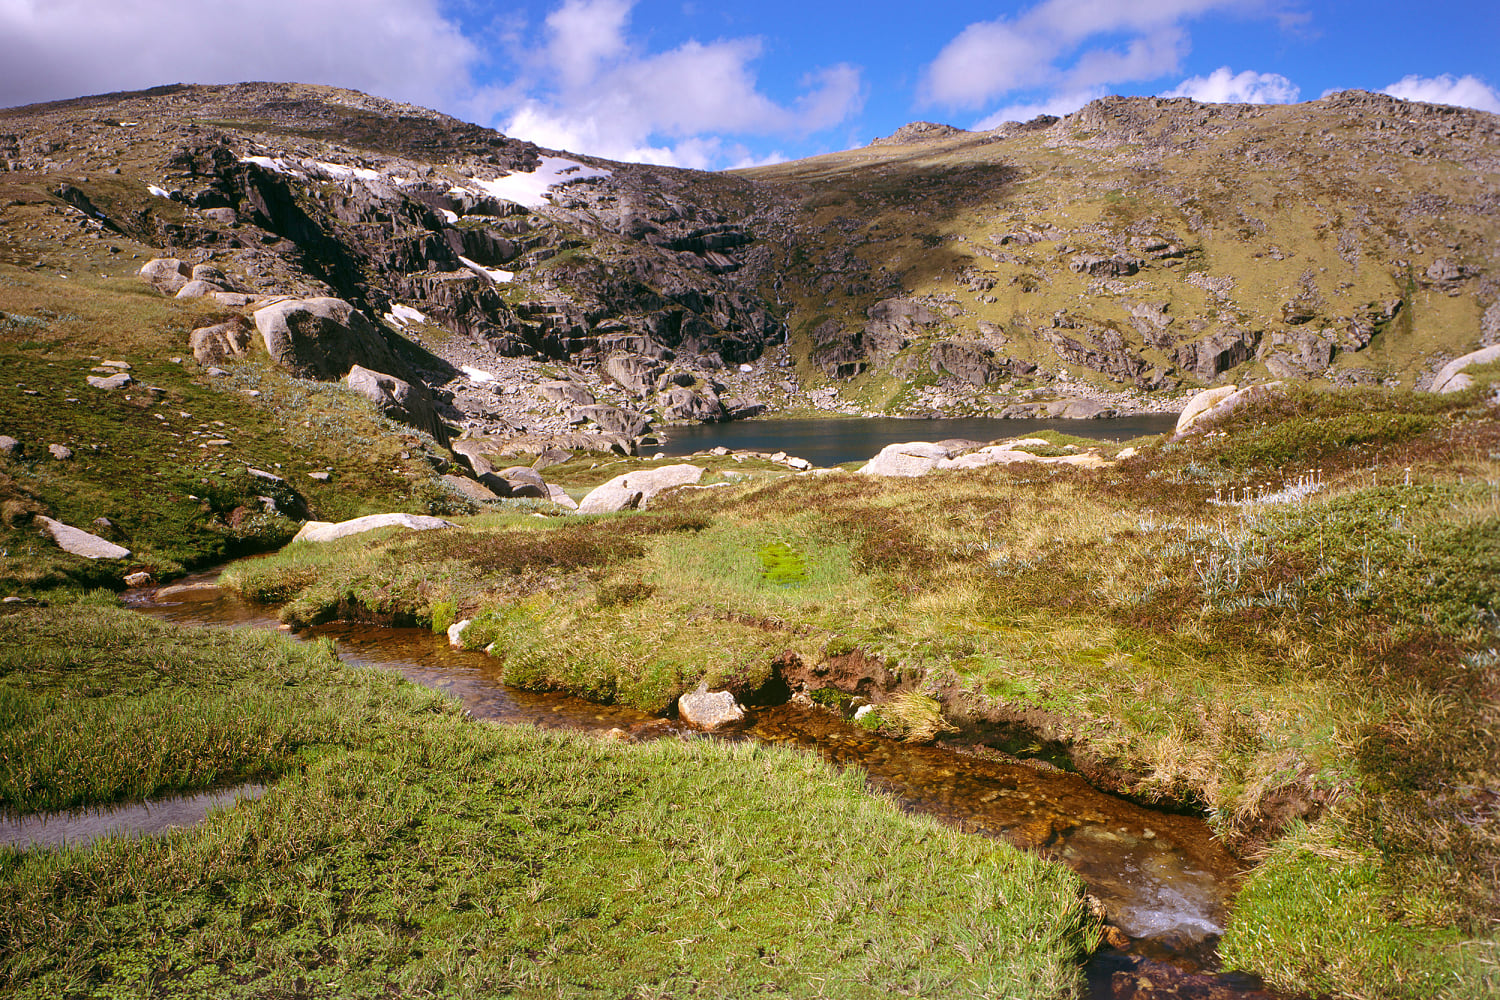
[1163,66,1300,104]
[1382,74,1500,114]
[0,0,478,112]
[497,0,864,167]
[921,0,1253,108]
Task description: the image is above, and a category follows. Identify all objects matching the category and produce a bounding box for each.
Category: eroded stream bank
[126,571,1291,1000]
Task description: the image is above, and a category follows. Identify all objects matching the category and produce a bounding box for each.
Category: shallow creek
[110,571,1287,999]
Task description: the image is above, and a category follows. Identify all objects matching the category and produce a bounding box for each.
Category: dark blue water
[656,415,1177,467]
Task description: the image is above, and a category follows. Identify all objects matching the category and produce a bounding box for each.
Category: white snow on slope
[311,160,383,182]
[459,255,514,284]
[239,155,294,175]
[146,184,169,198]
[469,156,612,209]
[384,304,429,328]
[461,365,498,383]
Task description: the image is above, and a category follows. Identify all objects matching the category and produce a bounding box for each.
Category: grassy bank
[226,384,1500,998]
[0,604,1096,998]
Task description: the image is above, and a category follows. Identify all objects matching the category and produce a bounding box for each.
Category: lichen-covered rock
[344,365,445,442]
[139,258,191,294]
[857,441,953,477]
[1174,386,1238,435]
[677,682,746,729]
[190,319,254,366]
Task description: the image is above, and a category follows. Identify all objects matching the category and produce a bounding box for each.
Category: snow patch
[146,184,170,198]
[459,255,514,284]
[469,156,612,209]
[239,155,293,175]
[311,160,382,182]
[460,365,498,383]
[438,208,459,225]
[384,304,429,329]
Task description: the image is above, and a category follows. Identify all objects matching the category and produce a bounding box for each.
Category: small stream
[112,571,1288,999]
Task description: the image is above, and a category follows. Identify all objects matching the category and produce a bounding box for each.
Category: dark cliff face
[2,82,1497,423]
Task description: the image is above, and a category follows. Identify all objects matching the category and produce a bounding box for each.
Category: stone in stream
[677,682,746,729]
[36,516,130,559]
[447,619,471,649]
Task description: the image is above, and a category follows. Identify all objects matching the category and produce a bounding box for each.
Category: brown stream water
[119,571,1290,1000]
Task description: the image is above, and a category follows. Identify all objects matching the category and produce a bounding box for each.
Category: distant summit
[870,121,968,146]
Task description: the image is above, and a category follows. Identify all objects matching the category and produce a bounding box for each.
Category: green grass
[0,604,1096,999]
[1220,827,1499,999]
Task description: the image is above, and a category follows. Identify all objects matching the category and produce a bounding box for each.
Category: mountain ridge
[2,81,1497,445]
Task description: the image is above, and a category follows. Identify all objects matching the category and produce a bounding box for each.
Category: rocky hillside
[1,82,1497,450]
[746,92,1500,419]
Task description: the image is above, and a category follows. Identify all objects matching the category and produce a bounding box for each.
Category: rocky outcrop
[605,353,664,398]
[577,464,704,514]
[928,341,1035,386]
[1173,329,1260,382]
[254,297,402,381]
[658,386,723,423]
[293,512,455,543]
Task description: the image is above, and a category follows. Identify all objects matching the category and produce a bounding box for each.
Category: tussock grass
[0,605,1096,999]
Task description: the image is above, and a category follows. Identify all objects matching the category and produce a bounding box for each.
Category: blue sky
[2,0,1497,168]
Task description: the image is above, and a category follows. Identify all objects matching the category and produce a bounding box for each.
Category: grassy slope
[231,383,1500,998]
[0,262,470,590]
[0,606,1094,999]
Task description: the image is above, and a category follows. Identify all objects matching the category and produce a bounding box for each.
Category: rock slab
[37,516,130,559]
[292,513,455,543]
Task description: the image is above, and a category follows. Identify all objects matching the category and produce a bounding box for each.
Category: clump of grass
[758,540,808,585]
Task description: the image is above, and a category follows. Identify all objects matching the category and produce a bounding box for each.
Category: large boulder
[577,464,704,514]
[534,379,596,408]
[253,297,400,380]
[1429,345,1500,394]
[678,682,746,729]
[857,441,954,477]
[658,387,723,423]
[36,516,130,559]
[1174,386,1238,436]
[345,365,446,443]
[1174,383,1283,439]
[293,513,455,543]
[495,466,548,498]
[605,353,665,398]
[139,258,191,295]
[190,318,254,366]
[571,404,650,438]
